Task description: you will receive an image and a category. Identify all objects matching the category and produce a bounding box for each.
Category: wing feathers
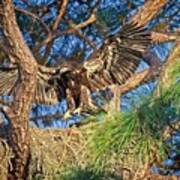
[0,66,59,105]
[0,22,151,106]
[84,22,151,90]
[0,67,18,96]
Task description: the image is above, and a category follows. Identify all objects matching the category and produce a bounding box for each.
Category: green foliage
[88,73,180,172]
[55,166,122,180]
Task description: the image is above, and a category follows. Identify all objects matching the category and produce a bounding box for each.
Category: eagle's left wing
[82,22,152,90]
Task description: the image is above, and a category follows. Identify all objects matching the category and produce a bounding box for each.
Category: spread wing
[0,65,59,105]
[82,22,151,90]
[0,67,18,95]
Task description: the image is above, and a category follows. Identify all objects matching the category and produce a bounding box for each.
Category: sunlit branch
[131,0,168,27]
[151,31,178,43]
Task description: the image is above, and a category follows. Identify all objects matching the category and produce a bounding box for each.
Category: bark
[1,0,38,179]
[131,0,168,26]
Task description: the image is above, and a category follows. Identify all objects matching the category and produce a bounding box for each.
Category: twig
[41,0,69,65]
[20,0,33,8]
[52,0,68,32]
[15,7,50,34]
[30,113,63,122]
[65,19,97,50]
[33,13,96,54]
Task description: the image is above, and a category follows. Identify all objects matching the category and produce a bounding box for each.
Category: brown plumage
[0,22,152,116]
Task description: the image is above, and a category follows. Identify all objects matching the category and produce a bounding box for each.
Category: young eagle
[0,22,151,117]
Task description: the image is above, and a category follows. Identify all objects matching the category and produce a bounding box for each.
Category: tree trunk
[1,1,38,179]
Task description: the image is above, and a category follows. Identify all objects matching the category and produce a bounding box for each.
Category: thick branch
[158,41,180,90]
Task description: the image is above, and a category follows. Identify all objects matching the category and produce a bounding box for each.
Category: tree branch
[131,0,168,26]
[151,31,178,43]
[33,12,96,56]
[40,0,69,65]
[52,0,68,32]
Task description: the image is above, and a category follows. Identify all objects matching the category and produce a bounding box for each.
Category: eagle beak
[60,67,70,74]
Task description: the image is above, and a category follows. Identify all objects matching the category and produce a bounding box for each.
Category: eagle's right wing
[0,65,59,105]
[82,22,152,90]
[0,66,18,96]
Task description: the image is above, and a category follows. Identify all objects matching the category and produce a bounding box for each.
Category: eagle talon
[88,103,99,112]
[73,107,82,115]
[63,111,73,120]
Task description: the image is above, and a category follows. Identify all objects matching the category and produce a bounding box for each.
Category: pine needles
[88,78,179,174]
[87,45,180,176]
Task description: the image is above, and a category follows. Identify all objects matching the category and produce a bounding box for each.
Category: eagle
[0,22,152,118]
